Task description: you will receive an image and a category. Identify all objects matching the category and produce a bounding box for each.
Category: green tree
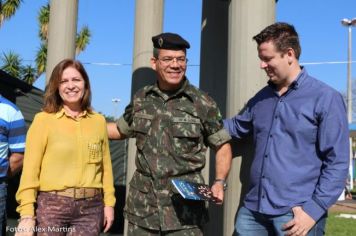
[76,25,91,55]
[35,2,91,78]
[1,1,91,84]
[37,3,49,41]
[1,52,37,84]
[35,42,47,75]
[0,0,22,27]
[21,64,36,84]
[0,51,22,78]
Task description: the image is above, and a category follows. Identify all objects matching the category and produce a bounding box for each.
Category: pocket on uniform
[125,172,155,217]
[129,171,151,193]
[87,137,103,163]
[171,117,202,155]
[132,113,153,150]
[171,194,209,226]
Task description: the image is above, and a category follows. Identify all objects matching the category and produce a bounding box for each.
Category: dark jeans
[36,192,104,236]
[235,206,326,236]
[0,182,6,236]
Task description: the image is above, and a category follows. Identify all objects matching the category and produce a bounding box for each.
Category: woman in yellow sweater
[15,59,116,235]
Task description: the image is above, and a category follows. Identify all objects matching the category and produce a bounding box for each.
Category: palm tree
[76,25,91,55]
[35,43,47,76]
[0,0,21,27]
[35,2,91,76]
[0,51,22,78]
[21,64,36,84]
[37,3,49,41]
[0,1,92,84]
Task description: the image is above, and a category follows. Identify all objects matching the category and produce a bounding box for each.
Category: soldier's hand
[211,182,224,205]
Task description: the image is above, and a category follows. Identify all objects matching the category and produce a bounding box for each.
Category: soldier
[107,32,232,235]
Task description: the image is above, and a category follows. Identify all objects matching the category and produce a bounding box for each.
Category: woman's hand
[15,216,36,236]
[103,206,114,233]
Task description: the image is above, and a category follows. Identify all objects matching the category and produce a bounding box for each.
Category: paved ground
[329,199,356,213]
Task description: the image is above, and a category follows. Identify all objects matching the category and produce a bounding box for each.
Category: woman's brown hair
[43,59,92,113]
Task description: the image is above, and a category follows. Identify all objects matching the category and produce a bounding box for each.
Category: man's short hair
[253,22,301,59]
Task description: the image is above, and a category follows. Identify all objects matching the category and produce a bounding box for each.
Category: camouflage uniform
[117,79,231,231]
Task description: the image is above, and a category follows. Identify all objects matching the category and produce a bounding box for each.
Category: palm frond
[0,51,22,78]
[0,0,22,27]
[38,3,49,41]
[35,43,47,76]
[75,25,91,55]
[20,64,37,84]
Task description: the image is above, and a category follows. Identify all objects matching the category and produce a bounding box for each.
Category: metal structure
[341,18,356,123]
[341,17,356,195]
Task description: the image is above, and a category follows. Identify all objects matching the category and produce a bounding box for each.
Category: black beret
[152,32,190,50]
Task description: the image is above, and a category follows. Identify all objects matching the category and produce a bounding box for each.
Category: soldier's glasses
[157,57,188,66]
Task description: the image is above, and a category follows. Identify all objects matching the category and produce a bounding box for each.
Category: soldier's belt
[46,187,102,199]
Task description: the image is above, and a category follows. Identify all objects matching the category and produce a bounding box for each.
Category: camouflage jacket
[117,79,231,231]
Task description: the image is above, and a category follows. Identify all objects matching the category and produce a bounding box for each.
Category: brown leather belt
[47,187,102,199]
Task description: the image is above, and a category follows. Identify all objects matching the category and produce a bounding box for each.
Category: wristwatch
[214,179,227,191]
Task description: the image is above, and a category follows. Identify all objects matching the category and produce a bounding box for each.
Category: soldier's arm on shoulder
[107,103,134,140]
[107,122,125,140]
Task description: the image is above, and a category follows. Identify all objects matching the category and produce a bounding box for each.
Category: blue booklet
[171,179,212,201]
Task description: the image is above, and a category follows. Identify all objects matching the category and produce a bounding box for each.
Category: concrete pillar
[46,0,78,84]
[200,0,275,235]
[224,0,275,235]
[131,0,164,95]
[199,1,229,235]
[124,1,164,235]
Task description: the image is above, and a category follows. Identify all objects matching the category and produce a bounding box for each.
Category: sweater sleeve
[101,119,116,207]
[16,113,48,216]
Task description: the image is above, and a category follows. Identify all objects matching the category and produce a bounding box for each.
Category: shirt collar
[268,66,308,90]
[55,108,90,119]
[289,66,307,90]
[145,78,194,101]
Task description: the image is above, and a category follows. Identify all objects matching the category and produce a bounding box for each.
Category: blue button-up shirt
[224,68,349,221]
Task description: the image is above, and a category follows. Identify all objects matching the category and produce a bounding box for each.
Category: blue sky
[1,0,356,117]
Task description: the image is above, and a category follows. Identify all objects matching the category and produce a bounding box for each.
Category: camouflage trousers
[127,222,203,236]
[36,191,104,236]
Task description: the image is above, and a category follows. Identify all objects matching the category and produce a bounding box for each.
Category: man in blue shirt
[224,22,349,236]
[0,95,26,234]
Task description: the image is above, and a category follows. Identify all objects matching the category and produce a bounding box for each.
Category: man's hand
[283,206,316,236]
[103,206,114,233]
[15,216,35,236]
[8,152,24,177]
[211,181,224,205]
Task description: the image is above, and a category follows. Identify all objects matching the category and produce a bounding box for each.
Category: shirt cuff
[117,116,132,137]
[302,198,326,221]
[17,204,35,217]
[207,129,231,149]
[104,194,116,207]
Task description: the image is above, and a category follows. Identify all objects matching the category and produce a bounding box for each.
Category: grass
[325,212,356,236]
